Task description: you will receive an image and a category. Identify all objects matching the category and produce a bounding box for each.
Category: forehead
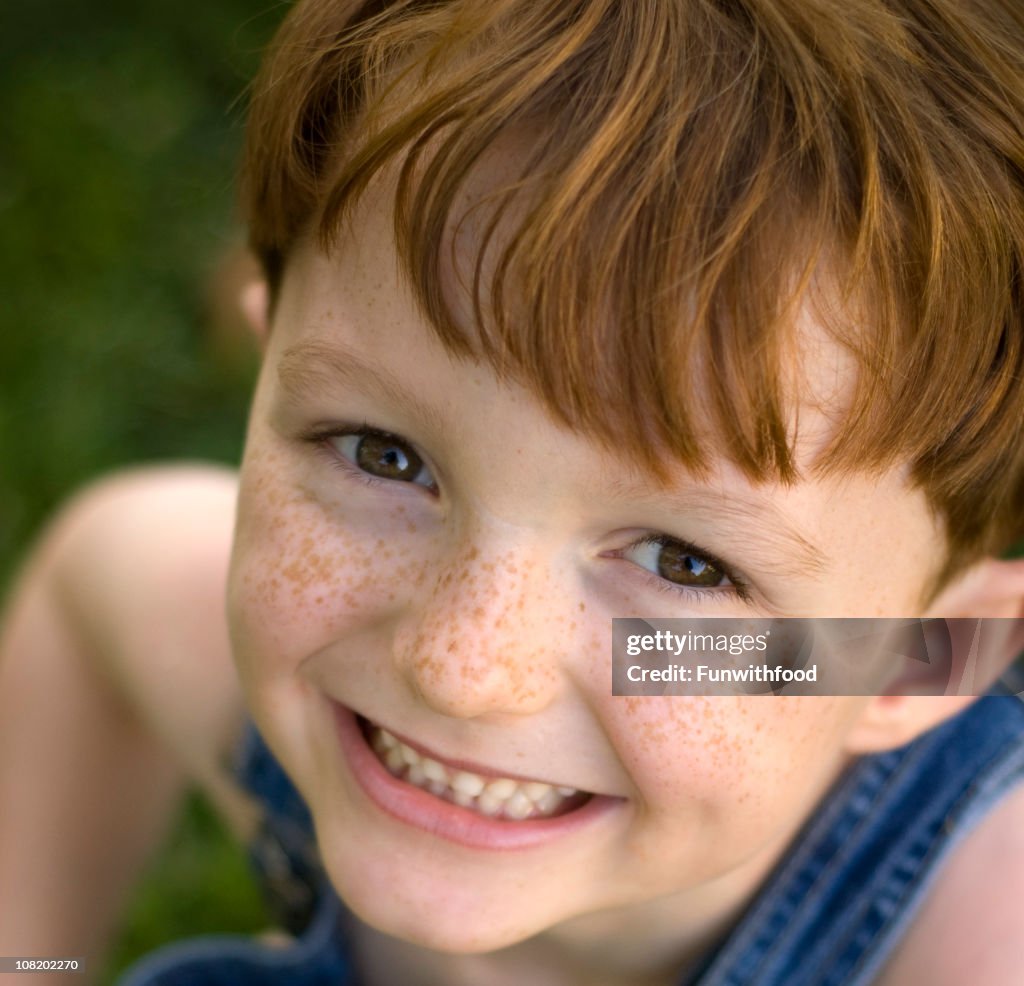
[289,155,864,469]
[314,123,887,478]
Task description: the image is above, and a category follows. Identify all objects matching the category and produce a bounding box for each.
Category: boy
[2,0,1024,983]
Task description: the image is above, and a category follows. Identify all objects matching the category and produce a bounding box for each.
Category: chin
[317,833,560,954]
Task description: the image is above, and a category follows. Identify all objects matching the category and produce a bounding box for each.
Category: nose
[393,537,570,720]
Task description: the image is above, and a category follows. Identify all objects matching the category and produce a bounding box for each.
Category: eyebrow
[605,478,829,580]
[276,339,450,436]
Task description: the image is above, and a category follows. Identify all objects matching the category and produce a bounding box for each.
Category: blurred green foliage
[0,0,283,585]
[0,0,287,976]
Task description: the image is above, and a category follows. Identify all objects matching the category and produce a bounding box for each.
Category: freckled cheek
[228,472,433,665]
[607,698,839,820]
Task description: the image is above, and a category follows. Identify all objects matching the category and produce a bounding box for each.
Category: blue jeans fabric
[117,686,1024,986]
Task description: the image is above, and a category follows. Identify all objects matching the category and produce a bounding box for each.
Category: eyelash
[301,425,752,605]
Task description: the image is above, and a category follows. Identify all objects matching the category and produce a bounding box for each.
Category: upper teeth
[370,725,582,820]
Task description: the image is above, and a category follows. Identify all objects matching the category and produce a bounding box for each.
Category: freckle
[579,602,585,612]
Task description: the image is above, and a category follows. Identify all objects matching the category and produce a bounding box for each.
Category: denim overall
[117,682,1024,986]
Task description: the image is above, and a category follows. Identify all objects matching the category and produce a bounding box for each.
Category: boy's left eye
[329,430,435,488]
[622,535,733,590]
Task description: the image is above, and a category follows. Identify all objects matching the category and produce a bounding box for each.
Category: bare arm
[873,783,1024,986]
[0,466,253,983]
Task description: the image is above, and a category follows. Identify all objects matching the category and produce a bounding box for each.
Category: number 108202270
[1,958,82,973]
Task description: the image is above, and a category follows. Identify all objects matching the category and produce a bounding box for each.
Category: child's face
[227,190,948,957]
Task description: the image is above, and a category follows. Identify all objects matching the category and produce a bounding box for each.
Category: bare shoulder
[45,463,260,836]
[872,781,1024,985]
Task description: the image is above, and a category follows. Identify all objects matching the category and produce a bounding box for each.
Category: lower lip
[331,702,621,851]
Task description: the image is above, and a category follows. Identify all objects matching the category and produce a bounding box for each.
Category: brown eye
[625,536,729,589]
[331,431,434,487]
[656,541,725,587]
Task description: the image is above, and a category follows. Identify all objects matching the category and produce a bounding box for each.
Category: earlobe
[240,279,271,346]
[844,695,976,755]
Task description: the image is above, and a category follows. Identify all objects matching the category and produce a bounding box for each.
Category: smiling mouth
[359,717,592,821]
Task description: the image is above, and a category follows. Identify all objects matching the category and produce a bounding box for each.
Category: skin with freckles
[225,185,984,986]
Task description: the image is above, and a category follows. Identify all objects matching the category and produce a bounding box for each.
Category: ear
[844,556,1024,755]
[927,555,1024,621]
[240,279,271,347]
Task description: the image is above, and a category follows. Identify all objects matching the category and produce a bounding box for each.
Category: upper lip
[359,712,595,793]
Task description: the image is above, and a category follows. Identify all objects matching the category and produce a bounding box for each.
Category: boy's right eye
[327,429,436,489]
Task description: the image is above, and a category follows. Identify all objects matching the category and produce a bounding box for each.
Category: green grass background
[0,0,287,979]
